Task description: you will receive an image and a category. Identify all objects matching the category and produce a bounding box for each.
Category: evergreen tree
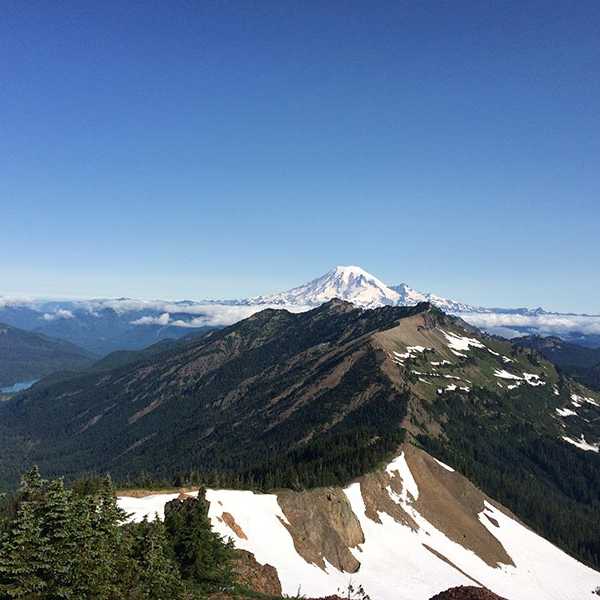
[89,476,133,598]
[164,493,233,590]
[0,469,240,600]
[0,498,48,598]
[40,478,78,598]
[130,518,183,599]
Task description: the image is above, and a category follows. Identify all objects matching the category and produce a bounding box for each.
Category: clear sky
[1,1,599,312]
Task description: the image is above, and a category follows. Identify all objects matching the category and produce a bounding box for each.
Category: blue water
[0,380,38,394]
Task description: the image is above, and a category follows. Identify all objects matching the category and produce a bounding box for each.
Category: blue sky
[1,1,599,312]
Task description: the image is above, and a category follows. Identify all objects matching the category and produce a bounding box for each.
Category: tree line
[0,468,234,599]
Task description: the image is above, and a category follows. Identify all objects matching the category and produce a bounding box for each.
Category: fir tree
[0,499,48,598]
[164,493,233,590]
[130,518,183,599]
[40,478,78,598]
[86,476,135,599]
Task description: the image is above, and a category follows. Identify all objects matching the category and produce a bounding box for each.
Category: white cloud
[478,326,525,339]
[42,309,75,321]
[461,312,600,337]
[0,296,37,309]
[169,303,312,328]
[128,304,313,328]
[4,292,600,340]
[131,312,171,326]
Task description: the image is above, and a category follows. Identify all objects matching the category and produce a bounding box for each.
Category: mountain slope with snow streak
[118,445,600,600]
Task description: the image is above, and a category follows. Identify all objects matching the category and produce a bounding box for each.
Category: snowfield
[118,451,600,600]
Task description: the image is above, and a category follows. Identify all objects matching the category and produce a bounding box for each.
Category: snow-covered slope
[118,445,600,600]
[247,265,402,308]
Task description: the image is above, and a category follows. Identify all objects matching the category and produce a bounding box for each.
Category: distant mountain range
[1,265,599,355]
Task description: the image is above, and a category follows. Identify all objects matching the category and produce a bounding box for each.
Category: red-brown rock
[429,586,508,600]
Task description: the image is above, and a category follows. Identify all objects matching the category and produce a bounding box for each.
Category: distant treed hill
[89,328,216,372]
[0,322,95,388]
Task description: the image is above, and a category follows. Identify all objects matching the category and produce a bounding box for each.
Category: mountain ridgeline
[1,300,600,570]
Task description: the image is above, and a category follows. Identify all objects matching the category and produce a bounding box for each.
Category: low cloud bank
[42,309,74,321]
[131,313,170,326]
[130,304,312,328]
[4,294,600,339]
[460,312,600,338]
[0,296,36,309]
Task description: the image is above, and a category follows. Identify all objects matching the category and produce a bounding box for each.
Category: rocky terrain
[429,587,507,600]
[118,444,599,600]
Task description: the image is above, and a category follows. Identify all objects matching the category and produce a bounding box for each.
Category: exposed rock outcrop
[231,549,282,596]
[278,487,364,573]
[429,586,508,600]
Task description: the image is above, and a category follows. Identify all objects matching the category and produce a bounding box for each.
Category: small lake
[0,380,38,394]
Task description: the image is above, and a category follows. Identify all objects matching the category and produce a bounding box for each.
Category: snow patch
[440,329,485,353]
[522,373,546,387]
[118,451,600,600]
[395,346,430,360]
[385,452,419,501]
[571,393,599,407]
[556,407,577,417]
[494,369,522,380]
[562,435,600,453]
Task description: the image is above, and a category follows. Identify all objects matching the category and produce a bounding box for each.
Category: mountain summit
[248,265,402,308]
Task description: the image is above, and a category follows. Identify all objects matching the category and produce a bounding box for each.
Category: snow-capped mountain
[245,265,477,312]
[247,265,402,308]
